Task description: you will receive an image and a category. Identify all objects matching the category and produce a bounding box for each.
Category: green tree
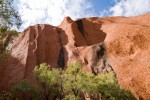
[0,0,21,56]
[95,73,136,100]
[0,29,18,55]
[34,62,136,100]
[10,62,136,100]
[34,63,63,100]
[63,62,98,99]
[63,62,84,99]
[0,0,22,29]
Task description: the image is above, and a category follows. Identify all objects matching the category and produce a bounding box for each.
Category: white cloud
[110,0,150,16]
[14,0,150,31]
[14,0,96,31]
[99,0,150,17]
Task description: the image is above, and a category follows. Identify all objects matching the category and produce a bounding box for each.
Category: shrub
[0,26,8,35]
[0,26,18,56]
[0,90,11,100]
[9,62,136,100]
[95,72,136,100]
[34,63,63,99]
[11,80,39,100]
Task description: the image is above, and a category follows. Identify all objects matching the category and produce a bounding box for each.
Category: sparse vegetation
[11,80,39,100]
[0,0,21,61]
[10,62,136,100]
[0,90,12,100]
[0,25,19,63]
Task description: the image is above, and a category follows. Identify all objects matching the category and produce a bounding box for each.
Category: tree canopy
[0,0,22,29]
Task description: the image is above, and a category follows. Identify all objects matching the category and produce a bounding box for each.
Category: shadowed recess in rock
[97,44,105,59]
[91,43,114,75]
[76,19,85,36]
[58,47,65,69]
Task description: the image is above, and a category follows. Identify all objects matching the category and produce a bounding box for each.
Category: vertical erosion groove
[57,29,65,69]
[58,47,65,69]
[76,19,85,36]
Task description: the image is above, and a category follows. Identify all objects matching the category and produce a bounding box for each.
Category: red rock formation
[0,13,150,99]
[0,16,107,89]
[101,13,150,100]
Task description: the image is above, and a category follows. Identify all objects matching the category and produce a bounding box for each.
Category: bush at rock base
[8,62,136,100]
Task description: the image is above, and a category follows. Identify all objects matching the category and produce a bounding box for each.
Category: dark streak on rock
[97,45,105,59]
[57,29,65,69]
[58,47,65,69]
[92,43,114,75]
[76,19,85,36]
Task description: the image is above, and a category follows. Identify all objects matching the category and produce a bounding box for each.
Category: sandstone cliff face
[101,14,150,99]
[0,13,150,99]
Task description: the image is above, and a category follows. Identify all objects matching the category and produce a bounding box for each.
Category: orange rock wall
[0,13,150,99]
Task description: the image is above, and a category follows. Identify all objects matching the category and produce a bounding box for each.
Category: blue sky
[91,0,115,15]
[14,0,150,31]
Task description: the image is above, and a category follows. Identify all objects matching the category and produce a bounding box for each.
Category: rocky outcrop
[102,14,150,100]
[0,16,107,89]
[0,13,150,99]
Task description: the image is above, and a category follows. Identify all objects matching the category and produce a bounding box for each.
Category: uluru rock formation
[0,13,150,99]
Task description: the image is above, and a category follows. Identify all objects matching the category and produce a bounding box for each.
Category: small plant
[8,29,19,36]
[0,26,8,35]
[0,51,10,63]
[0,90,12,100]
[11,80,39,100]
[0,26,19,58]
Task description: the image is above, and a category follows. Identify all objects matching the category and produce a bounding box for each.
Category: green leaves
[0,0,22,29]
[34,63,63,99]
[95,72,136,100]
[0,0,20,56]
[0,25,7,34]
[66,62,81,75]
[33,62,136,100]
[10,62,136,100]
[34,63,62,87]
[11,80,39,100]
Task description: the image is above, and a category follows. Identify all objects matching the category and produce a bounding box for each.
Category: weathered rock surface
[0,13,150,99]
[102,14,150,100]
